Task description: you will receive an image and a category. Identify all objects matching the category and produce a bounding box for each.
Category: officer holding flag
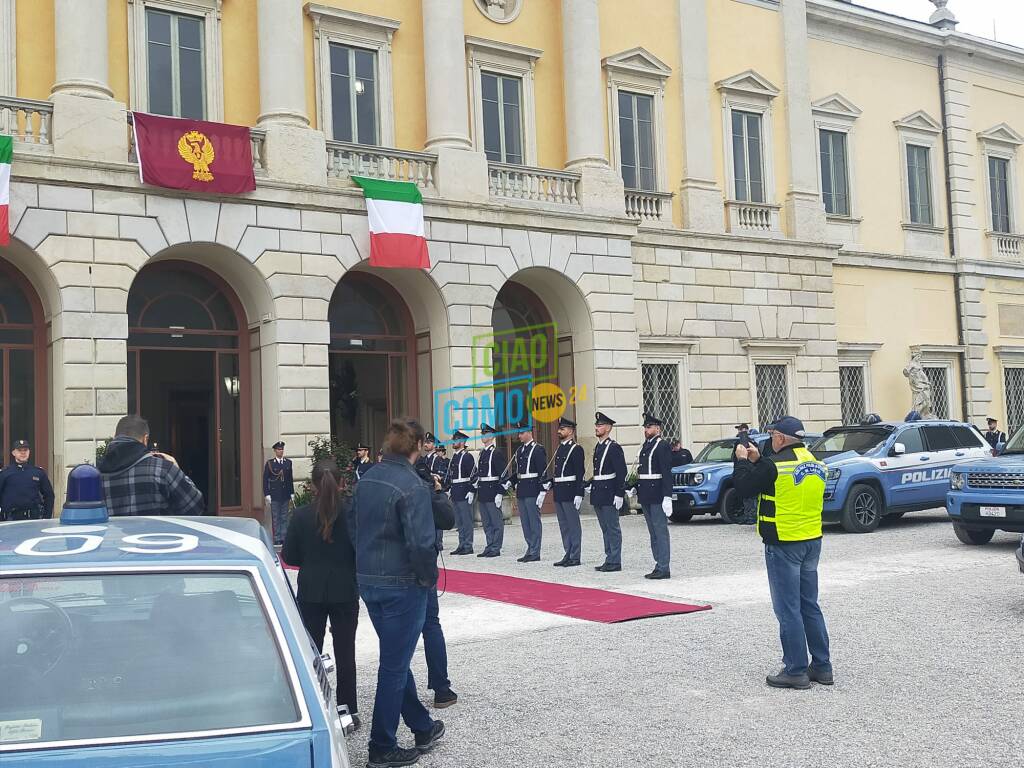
[589,412,627,572]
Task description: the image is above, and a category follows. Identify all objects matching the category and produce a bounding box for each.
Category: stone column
[676,0,723,232]
[257,0,327,184]
[560,0,624,216]
[50,0,127,161]
[780,0,827,241]
[421,0,488,201]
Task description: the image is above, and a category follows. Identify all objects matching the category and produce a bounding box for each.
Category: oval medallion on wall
[474,0,523,24]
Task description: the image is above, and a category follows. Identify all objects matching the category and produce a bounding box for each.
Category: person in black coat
[282,459,360,725]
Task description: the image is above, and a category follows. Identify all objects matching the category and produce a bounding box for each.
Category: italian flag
[352,176,429,269]
[0,135,10,246]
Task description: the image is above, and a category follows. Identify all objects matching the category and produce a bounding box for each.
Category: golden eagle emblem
[177,130,215,182]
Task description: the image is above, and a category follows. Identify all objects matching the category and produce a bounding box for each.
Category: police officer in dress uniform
[432,444,449,482]
[474,424,508,557]
[263,441,295,546]
[420,432,445,479]
[446,430,476,555]
[353,442,374,480]
[545,417,586,567]
[511,421,548,562]
[984,417,1007,452]
[0,439,55,521]
[589,412,627,572]
[633,413,674,579]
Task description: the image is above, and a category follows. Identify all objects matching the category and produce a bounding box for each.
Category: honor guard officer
[635,413,674,579]
[421,432,445,478]
[589,412,627,572]
[474,424,508,557]
[511,421,548,562]
[0,439,55,520]
[447,430,477,555]
[263,441,295,546]
[433,443,450,481]
[546,417,586,567]
[984,417,1007,452]
[354,442,374,480]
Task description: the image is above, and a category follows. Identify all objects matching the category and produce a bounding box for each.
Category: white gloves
[264,495,272,505]
[495,495,502,506]
[467,492,475,505]
[662,497,673,518]
[613,496,623,511]
[536,491,547,507]
[573,496,583,511]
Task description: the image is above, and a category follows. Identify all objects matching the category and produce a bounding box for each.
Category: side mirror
[891,443,906,456]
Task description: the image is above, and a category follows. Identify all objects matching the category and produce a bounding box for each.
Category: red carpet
[439,568,711,623]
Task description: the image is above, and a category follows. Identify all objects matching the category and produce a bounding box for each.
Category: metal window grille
[839,365,866,425]
[924,366,949,419]
[1005,367,1024,436]
[641,363,681,441]
[755,364,788,426]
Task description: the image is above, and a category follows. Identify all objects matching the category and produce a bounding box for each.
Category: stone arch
[1,236,62,321]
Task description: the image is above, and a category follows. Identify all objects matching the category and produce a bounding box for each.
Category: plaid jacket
[99,439,205,516]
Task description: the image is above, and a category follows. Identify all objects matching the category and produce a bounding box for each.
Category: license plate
[671,494,678,501]
[980,506,1006,518]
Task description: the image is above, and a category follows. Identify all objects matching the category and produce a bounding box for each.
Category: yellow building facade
[1,0,1023,517]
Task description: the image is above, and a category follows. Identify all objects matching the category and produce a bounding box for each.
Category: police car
[0,467,353,767]
[946,426,1024,545]
[811,420,991,533]
[670,434,769,522]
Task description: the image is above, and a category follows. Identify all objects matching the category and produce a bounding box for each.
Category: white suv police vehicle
[810,420,991,533]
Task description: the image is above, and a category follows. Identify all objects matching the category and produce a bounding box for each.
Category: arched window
[0,260,46,463]
[129,267,239,346]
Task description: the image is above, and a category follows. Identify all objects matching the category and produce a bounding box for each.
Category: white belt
[592,473,616,481]
[478,476,500,482]
[520,472,539,478]
[638,473,663,480]
[451,478,473,484]
[554,475,577,482]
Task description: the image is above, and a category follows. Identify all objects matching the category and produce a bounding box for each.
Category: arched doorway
[492,280,576,473]
[329,272,421,453]
[127,262,252,516]
[0,259,47,467]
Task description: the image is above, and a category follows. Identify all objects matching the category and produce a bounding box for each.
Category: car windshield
[695,440,737,463]
[1004,428,1024,455]
[811,428,889,456]
[0,572,301,747]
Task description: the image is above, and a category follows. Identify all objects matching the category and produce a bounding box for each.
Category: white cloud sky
[853,0,1024,48]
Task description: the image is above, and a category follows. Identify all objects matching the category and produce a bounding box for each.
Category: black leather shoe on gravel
[809,667,834,685]
[433,688,458,708]
[367,746,420,768]
[644,570,670,579]
[414,721,446,753]
[766,670,812,690]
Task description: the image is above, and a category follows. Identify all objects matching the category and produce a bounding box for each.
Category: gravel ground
[339,510,1023,768]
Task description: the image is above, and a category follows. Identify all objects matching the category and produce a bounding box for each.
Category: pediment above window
[811,93,862,120]
[715,70,780,101]
[978,123,1024,148]
[894,110,942,134]
[602,47,672,82]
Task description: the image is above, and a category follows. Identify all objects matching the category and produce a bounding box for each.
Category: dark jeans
[298,600,359,714]
[422,587,451,693]
[360,584,434,753]
[764,539,832,677]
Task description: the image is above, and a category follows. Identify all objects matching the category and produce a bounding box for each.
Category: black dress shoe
[450,548,473,555]
[520,554,540,562]
[644,570,670,580]
[482,551,500,558]
[594,563,609,571]
[564,559,581,567]
[476,551,489,557]
[553,557,569,567]
[602,564,621,572]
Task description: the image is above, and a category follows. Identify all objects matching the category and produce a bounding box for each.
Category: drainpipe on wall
[938,53,972,422]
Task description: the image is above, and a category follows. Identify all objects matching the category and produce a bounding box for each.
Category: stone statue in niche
[903,352,935,419]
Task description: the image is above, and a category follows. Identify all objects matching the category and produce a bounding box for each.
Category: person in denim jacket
[353,419,446,768]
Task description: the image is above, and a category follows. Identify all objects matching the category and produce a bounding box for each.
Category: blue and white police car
[0,467,353,767]
[946,426,1024,546]
[811,420,991,533]
[670,434,771,522]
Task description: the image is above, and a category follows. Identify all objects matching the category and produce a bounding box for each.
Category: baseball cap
[768,416,805,439]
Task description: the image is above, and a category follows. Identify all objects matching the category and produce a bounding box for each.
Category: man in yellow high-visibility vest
[734,416,833,690]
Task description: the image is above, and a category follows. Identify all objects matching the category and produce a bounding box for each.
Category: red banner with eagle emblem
[131,112,256,194]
